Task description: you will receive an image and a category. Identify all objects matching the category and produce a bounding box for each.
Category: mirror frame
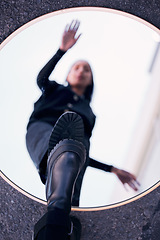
[0,6,160,211]
[1,170,160,211]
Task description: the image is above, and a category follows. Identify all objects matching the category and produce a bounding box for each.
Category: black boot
[48,111,84,155]
[70,216,82,240]
[34,207,71,240]
[34,211,82,240]
[34,112,86,240]
[46,139,86,213]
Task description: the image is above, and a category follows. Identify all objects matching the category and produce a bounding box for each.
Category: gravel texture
[1,177,160,240]
[0,1,160,239]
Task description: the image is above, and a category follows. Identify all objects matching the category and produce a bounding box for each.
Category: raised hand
[60,20,81,52]
[111,167,140,191]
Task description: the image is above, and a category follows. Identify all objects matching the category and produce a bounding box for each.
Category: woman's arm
[37,49,66,92]
[37,20,81,92]
[89,158,140,191]
[89,158,113,172]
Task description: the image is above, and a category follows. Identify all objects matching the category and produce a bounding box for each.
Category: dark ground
[0,1,160,239]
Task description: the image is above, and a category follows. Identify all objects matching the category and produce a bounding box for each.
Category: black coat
[26,49,112,206]
[27,49,96,136]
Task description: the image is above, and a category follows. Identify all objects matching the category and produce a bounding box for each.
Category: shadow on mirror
[0,8,160,208]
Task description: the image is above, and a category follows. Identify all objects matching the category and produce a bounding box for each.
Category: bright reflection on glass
[0,8,159,207]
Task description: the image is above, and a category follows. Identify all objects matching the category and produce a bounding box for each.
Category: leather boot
[34,139,85,240]
[34,112,86,240]
[48,111,85,155]
[46,139,86,213]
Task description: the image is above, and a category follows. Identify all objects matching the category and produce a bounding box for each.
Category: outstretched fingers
[60,20,81,51]
[126,179,140,191]
[115,169,140,191]
[123,174,140,191]
[68,20,80,33]
[64,20,81,40]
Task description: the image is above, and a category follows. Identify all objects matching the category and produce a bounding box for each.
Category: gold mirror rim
[0,6,160,211]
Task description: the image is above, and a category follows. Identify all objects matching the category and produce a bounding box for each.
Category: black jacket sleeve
[88,158,113,172]
[37,48,66,92]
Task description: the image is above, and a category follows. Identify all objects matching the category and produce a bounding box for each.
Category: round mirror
[0,7,160,208]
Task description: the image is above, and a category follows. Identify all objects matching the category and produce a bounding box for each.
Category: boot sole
[69,216,82,240]
[48,111,84,154]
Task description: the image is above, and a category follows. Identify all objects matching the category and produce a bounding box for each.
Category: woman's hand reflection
[60,19,82,52]
[111,167,140,191]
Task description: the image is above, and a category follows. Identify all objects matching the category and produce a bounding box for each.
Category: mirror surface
[0,8,160,207]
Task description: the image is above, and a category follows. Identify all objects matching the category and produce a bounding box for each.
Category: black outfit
[26,48,112,206]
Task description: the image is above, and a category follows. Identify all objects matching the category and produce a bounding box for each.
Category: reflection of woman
[26,20,139,240]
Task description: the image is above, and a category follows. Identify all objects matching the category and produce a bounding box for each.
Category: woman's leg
[46,140,85,213]
[34,112,86,240]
